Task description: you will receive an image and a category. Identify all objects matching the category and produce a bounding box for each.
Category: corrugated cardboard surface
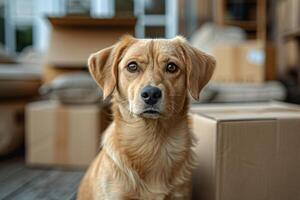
[191,102,300,200]
[26,101,111,168]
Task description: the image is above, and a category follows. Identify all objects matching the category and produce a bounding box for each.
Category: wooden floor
[0,156,85,200]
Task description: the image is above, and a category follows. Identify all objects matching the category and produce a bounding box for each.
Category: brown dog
[77,35,215,200]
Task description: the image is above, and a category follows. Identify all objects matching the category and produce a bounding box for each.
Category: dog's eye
[166,63,178,73]
[127,62,138,73]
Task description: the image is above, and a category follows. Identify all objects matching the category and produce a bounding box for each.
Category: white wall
[33,0,57,52]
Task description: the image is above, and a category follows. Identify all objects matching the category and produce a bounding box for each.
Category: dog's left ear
[175,36,216,100]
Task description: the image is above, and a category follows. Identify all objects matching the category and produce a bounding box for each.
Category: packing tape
[55,105,69,165]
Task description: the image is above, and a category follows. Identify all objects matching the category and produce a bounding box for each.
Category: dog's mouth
[140,109,161,118]
[143,110,160,114]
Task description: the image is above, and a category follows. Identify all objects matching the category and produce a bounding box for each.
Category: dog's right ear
[88,35,135,100]
[88,46,116,100]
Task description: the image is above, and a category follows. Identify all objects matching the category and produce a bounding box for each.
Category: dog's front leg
[165,181,192,200]
[101,192,128,200]
[101,180,131,200]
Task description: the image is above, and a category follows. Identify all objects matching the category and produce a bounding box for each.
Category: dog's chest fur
[108,118,193,198]
[140,134,190,198]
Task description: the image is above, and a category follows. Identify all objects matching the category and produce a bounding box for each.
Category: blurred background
[0,0,300,199]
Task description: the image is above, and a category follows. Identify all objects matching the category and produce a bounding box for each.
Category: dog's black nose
[141,86,162,105]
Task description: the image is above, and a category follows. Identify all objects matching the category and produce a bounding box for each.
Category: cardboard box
[43,16,136,83]
[26,101,111,168]
[212,40,265,83]
[191,102,300,200]
[210,43,237,82]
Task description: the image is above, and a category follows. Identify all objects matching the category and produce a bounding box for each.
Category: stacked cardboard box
[26,101,111,168]
[211,40,265,83]
[191,102,300,200]
[43,16,137,83]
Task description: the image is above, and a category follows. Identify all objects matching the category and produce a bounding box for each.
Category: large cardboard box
[26,101,111,168]
[212,40,265,83]
[191,102,300,200]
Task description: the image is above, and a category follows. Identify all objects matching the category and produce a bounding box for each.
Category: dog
[77,35,215,200]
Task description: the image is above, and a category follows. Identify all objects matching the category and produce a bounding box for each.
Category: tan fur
[77,35,215,200]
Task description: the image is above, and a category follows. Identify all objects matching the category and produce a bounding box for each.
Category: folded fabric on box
[190,22,247,54]
[198,81,286,103]
[0,64,42,98]
[41,72,102,104]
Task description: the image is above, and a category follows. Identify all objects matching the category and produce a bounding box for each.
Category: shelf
[47,16,137,28]
[224,20,257,30]
[283,28,300,40]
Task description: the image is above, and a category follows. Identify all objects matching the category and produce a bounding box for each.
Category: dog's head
[88,35,215,119]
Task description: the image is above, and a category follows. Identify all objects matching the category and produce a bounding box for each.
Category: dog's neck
[107,96,191,175]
